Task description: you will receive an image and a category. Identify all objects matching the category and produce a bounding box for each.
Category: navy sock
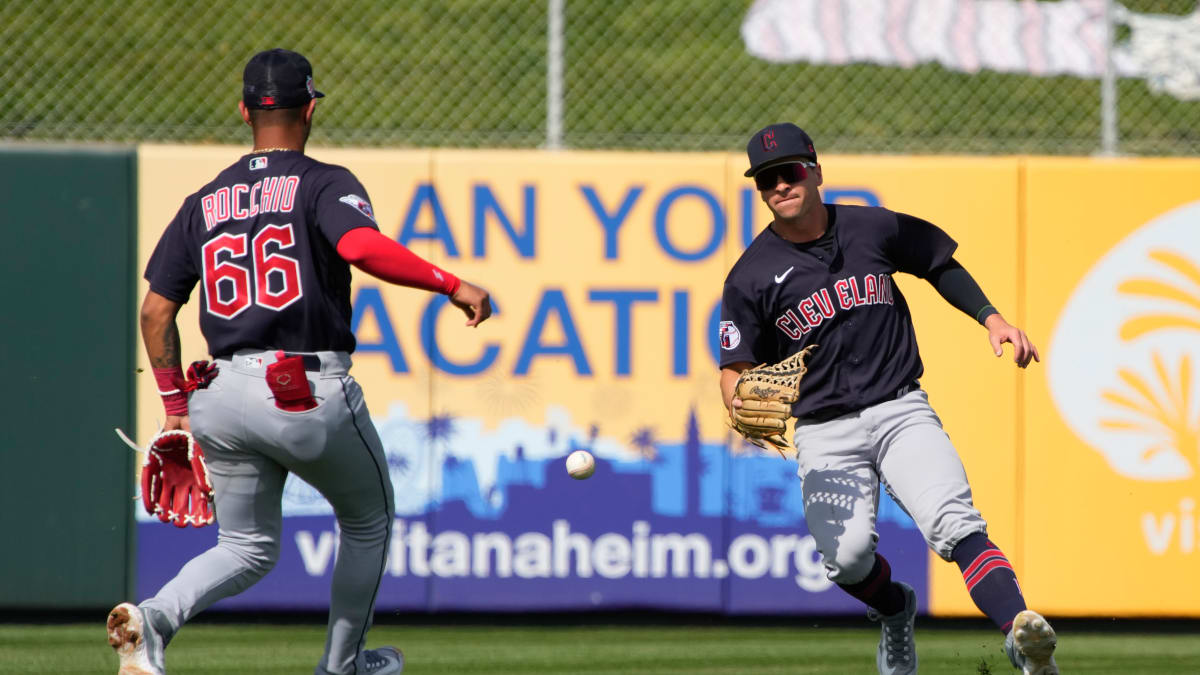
[951,532,1027,633]
[838,554,906,616]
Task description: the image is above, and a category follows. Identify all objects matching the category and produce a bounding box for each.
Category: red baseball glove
[140,430,214,527]
[116,428,215,528]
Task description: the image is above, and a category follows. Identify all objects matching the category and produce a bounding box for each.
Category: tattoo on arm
[151,321,182,369]
[141,292,185,370]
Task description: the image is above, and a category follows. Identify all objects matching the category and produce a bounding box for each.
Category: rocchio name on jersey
[200,175,301,231]
[775,273,895,339]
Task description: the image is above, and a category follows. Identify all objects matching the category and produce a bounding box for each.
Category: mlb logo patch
[249,156,268,170]
[241,356,263,369]
[719,321,741,350]
[338,194,376,222]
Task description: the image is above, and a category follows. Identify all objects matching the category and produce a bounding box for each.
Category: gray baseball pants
[794,387,987,585]
[139,349,394,675]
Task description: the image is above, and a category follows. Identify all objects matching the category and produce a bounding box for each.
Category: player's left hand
[728,346,817,458]
[985,314,1040,368]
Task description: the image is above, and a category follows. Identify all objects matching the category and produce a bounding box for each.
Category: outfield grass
[3,621,1198,674]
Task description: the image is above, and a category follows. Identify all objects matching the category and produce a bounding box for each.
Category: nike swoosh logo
[774,266,795,284]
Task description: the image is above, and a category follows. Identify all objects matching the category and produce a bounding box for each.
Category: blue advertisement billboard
[140,409,926,613]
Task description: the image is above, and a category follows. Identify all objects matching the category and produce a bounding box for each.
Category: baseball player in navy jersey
[106,49,492,675]
[720,123,1058,675]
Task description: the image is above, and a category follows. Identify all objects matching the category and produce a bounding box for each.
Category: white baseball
[565,450,595,480]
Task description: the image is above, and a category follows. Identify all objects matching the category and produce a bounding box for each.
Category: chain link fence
[2,0,1197,155]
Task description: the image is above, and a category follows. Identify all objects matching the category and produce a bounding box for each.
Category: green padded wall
[0,146,137,609]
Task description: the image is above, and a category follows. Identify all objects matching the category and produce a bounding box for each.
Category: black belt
[285,353,323,372]
[799,380,919,424]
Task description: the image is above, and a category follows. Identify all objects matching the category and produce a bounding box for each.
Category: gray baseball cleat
[867,581,918,674]
[1005,610,1058,674]
[362,646,405,674]
[106,602,166,675]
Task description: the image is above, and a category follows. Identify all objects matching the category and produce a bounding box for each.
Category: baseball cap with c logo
[745,123,818,177]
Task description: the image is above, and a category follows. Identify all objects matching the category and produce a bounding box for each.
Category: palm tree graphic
[1109,249,1200,473]
[1117,249,1200,340]
[630,426,656,461]
[1100,353,1198,468]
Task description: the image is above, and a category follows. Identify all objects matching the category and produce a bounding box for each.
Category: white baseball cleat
[362,646,405,673]
[106,602,165,675]
[1005,610,1059,674]
[867,581,918,674]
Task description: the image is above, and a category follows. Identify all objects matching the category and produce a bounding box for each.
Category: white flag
[741,0,1200,100]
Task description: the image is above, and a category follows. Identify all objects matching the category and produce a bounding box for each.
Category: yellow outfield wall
[1025,158,1200,616]
[135,145,1200,617]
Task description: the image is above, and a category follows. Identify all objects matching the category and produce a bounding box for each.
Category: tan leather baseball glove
[728,345,817,458]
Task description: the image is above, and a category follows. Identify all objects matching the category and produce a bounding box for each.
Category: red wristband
[153,367,189,416]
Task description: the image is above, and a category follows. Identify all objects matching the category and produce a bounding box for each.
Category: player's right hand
[450,280,493,327]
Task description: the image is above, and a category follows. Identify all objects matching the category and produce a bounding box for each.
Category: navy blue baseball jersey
[719,204,957,420]
[145,150,379,356]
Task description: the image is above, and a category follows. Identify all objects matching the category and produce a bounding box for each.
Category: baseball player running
[720,123,1058,675]
[106,49,492,675]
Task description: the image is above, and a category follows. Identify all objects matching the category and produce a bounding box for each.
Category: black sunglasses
[753,161,817,190]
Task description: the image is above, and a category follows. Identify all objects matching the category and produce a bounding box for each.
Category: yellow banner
[135,147,1200,617]
[1027,158,1200,616]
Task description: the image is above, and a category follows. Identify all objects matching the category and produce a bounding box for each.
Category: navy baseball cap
[243,48,325,110]
[744,123,817,177]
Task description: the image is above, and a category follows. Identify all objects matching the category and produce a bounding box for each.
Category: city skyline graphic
[139,405,929,614]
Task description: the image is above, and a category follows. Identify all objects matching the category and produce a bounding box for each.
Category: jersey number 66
[202,223,303,319]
